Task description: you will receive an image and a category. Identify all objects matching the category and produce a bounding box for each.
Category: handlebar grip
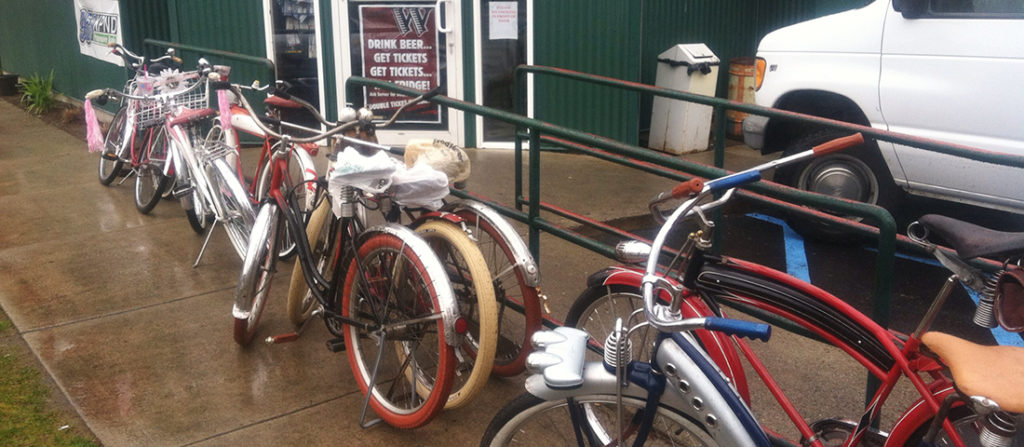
[707,170,761,193]
[107,42,118,48]
[704,317,771,342]
[389,146,405,155]
[812,133,864,156]
[85,89,107,100]
[171,56,183,65]
[209,81,232,91]
[670,178,705,199]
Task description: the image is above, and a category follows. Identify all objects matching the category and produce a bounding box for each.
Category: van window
[931,0,1024,15]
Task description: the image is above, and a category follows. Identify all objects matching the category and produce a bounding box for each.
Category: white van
[743,0,1024,235]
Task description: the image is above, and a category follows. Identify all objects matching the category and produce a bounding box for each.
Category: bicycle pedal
[172,185,193,199]
[265,333,299,344]
[325,337,347,353]
[101,152,119,161]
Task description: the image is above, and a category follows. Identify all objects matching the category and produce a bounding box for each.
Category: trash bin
[649,44,720,154]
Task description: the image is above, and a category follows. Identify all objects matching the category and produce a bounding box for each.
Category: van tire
[774,129,902,242]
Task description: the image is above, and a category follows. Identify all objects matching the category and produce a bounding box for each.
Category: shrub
[20,70,56,115]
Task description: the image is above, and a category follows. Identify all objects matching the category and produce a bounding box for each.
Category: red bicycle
[566,133,1024,447]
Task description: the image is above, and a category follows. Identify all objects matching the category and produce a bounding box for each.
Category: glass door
[474,0,530,148]
[265,0,326,133]
[334,0,464,146]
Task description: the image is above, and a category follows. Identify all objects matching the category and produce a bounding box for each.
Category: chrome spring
[336,185,358,218]
[603,327,632,370]
[978,411,1017,447]
[974,270,1003,329]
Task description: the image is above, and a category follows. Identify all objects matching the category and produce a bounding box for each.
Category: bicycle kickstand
[192,219,220,268]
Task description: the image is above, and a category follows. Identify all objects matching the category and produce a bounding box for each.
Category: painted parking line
[747,213,1024,348]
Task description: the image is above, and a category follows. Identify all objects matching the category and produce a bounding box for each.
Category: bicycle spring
[979,411,1017,447]
[335,185,358,218]
[974,270,1003,329]
[603,328,632,370]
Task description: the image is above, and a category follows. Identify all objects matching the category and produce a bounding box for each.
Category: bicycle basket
[996,266,1024,332]
[134,70,207,128]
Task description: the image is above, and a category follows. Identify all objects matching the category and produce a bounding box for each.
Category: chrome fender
[232,202,279,319]
[526,341,764,447]
[356,224,460,347]
[441,199,541,286]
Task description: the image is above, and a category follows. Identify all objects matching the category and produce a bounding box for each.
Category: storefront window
[479,0,526,142]
[271,0,320,131]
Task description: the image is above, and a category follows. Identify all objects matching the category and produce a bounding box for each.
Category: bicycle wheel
[481,393,719,446]
[565,284,658,364]
[414,219,497,409]
[134,126,173,214]
[286,199,335,327]
[210,158,256,260]
[232,202,280,346]
[452,209,541,376]
[255,144,318,260]
[98,106,129,186]
[341,231,456,429]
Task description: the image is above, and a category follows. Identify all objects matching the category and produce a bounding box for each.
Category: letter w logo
[391,7,432,36]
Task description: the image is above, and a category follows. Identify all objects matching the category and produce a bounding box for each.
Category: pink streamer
[84,99,104,153]
[217,89,233,132]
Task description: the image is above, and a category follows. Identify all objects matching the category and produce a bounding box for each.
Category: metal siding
[533,0,642,144]
[168,0,269,86]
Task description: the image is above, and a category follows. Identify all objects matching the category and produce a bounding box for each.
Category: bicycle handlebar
[641,132,864,334]
[86,70,206,103]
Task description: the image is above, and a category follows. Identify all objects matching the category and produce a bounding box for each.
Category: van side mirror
[893,0,928,18]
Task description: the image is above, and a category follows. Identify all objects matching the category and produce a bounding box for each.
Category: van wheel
[773,129,902,242]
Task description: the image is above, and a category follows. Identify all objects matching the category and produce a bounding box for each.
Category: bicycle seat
[264,95,304,109]
[168,107,216,127]
[921,331,1024,412]
[917,214,1024,260]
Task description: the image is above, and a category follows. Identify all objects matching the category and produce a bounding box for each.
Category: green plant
[20,70,56,115]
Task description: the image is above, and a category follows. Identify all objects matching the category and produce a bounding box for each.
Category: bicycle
[87,64,256,262]
[556,133,1024,446]
[224,82,484,427]
[87,43,181,214]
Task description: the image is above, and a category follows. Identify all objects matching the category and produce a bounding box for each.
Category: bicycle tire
[414,219,497,409]
[565,284,659,364]
[98,106,129,186]
[453,209,541,377]
[481,392,719,447]
[254,143,316,260]
[134,126,172,214]
[210,158,256,260]
[341,231,456,429]
[232,203,280,346]
[286,199,334,327]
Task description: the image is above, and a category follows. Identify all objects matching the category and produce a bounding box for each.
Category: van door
[333,0,464,146]
[879,0,1024,211]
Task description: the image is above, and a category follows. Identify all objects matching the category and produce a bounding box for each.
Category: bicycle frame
[586,251,970,447]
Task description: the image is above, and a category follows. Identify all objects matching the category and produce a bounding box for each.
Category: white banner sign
[75,0,124,66]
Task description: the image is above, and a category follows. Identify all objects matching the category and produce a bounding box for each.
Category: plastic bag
[328,146,399,217]
[391,163,450,210]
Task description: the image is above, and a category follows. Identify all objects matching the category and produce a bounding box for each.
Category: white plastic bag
[328,146,399,217]
[391,163,450,210]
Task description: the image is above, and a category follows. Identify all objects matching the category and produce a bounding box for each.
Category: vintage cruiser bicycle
[555,133,1024,446]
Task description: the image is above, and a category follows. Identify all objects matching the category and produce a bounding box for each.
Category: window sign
[75,0,123,66]
[489,2,517,40]
[358,4,442,124]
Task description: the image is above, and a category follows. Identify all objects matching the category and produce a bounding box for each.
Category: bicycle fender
[357,224,461,348]
[291,146,318,207]
[441,200,541,287]
[525,357,763,446]
[586,266,752,403]
[884,384,956,447]
[410,211,465,227]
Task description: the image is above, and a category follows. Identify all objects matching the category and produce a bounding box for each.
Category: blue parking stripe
[746,213,811,283]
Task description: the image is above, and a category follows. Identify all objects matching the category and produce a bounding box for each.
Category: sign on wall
[74,0,124,66]
[358,4,441,123]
